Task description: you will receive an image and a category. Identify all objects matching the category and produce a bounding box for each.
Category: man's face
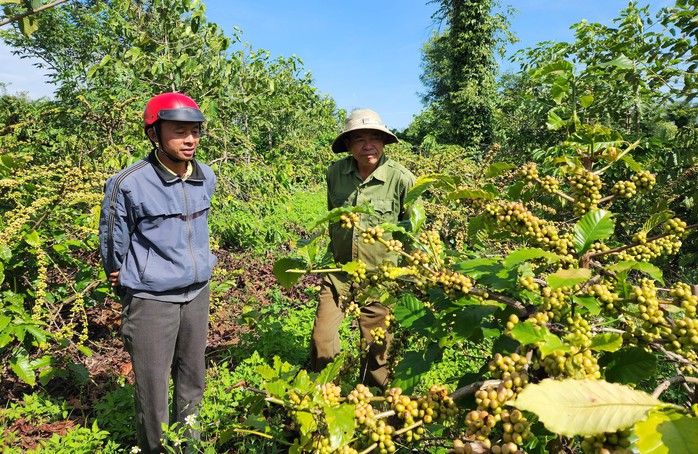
[348,130,385,170]
[155,121,201,161]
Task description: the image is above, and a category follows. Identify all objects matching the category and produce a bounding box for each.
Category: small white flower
[174,438,182,447]
[185,414,197,427]
[130,447,141,453]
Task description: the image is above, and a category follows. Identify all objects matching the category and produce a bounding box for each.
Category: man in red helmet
[99,93,216,453]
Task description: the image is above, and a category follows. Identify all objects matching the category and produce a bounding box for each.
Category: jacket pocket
[371,199,395,223]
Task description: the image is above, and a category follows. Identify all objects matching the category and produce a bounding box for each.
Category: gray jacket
[99,152,217,300]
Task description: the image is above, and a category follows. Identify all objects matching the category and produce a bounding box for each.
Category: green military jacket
[326,154,416,295]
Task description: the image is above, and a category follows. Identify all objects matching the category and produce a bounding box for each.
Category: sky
[0,1,671,130]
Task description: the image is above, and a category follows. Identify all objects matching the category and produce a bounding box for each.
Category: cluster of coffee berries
[488,353,529,392]
[563,313,593,349]
[319,382,342,407]
[616,234,683,262]
[340,212,361,229]
[663,315,698,366]
[532,286,570,325]
[580,428,632,454]
[418,385,458,423]
[345,301,361,318]
[519,163,539,182]
[518,275,539,292]
[505,314,520,331]
[347,384,376,428]
[368,420,396,454]
[631,169,656,191]
[418,230,445,256]
[370,326,387,345]
[362,226,385,244]
[568,167,603,215]
[482,201,572,255]
[383,388,424,442]
[588,241,610,254]
[664,217,687,236]
[384,239,402,252]
[376,263,407,281]
[539,348,601,379]
[630,278,665,326]
[431,270,473,295]
[408,250,432,267]
[347,260,367,283]
[610,180,637,198]
[539,175,560,194]
[670,282,697,316]
[587,282,619,312]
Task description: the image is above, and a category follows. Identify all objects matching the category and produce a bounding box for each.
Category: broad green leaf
[293,232,323,265]
[603,347,657,384]
[325,404,355,450]
[484,162,517,179]
[0,243,11,261]
[394,294,436,335]
[533,60,574,79]
[256,365,277,381]
[504,248,561,268]
[588,332,623,352]
[310,204,371,230]
[546,109,567,130]
[620,154,643,172]
[635,412,698,454]
[573,209,614,255]
[446,188,495,201]
[550,83,567,105]
[316,353,344,384]
[572,295,601,315]
[272,258,306,289]
[449,305,500,344]
[539,331,570,357]
[641,212,674,236]
[10,355,35,386]
[405,174,455,206]
[455,258,516,290]
[19,15,39,37]
[598,54,634,69]
[392,342,442,394]
[509,321,546,346]
[512,379,665,437]
[296,410,317,437]
[546,268,591,290]
[579,94,594,108]
[607,261,664,285]
[24,230,41,247]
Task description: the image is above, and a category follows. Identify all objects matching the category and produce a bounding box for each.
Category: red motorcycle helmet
[143,92,206,133]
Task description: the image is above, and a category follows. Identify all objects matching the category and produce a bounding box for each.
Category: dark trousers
[309,280,393,389]
[120,286,210,454]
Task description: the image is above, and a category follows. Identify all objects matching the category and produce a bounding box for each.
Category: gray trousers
[309,280,393,389]
[120,285,210,454]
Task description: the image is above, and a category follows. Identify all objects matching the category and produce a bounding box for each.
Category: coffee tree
[264,121,698,453]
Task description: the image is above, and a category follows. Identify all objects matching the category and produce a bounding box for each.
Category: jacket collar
[147,150,206,183]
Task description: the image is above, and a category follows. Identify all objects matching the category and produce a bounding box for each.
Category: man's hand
[109,270,120,287]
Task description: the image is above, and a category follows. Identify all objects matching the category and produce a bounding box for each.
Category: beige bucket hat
[331,109,399,153]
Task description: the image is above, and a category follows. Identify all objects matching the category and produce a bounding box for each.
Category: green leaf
[325,404,355,450]
[446,188,495,201]
[393,294,436,335]
[579,94,594,108]
[392,342,442,394]
[588,332,623,352]
[504,248,561,268]
[24,230,41,247]
[641,212,673,236]
[546,268,591,290]
[0,243,11,261]
[572,295,601,315]
[573,209,614,255]
[598,54,634,69]
[512,378,665,437]
[607,261,664,285]
[484,162,517,179]
[539,331,571,357]
[405,174,455,207]
[603,347,657,384]
[10,355,35,386]
[509,321,546,346]
[316,354,344,385]
[19,15,39,37]
[546,109,567,130]
[272,258,306,290]
[635,412,698,454]
[293,232,323,266]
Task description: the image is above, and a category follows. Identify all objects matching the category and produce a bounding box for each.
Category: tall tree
[416,0,514,149]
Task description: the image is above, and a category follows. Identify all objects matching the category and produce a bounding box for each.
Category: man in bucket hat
[310,108,416,389]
